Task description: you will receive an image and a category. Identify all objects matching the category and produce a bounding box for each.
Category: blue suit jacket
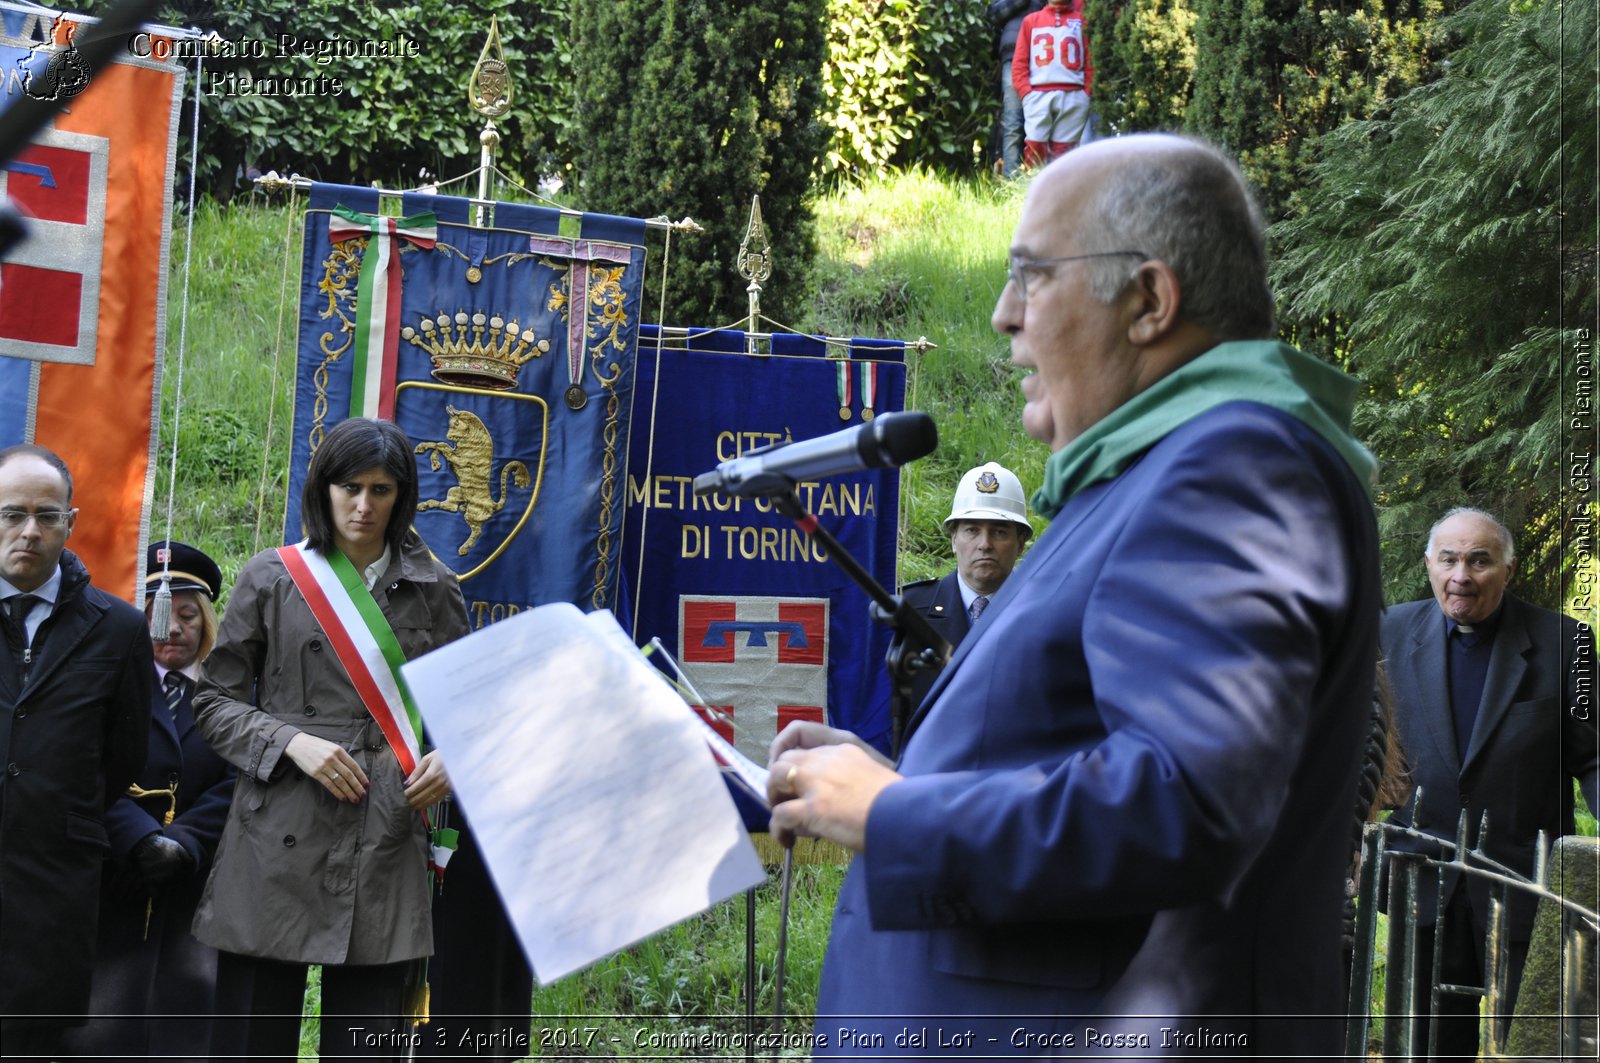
[1380,595,1599,937]
[814,403,1380,1058]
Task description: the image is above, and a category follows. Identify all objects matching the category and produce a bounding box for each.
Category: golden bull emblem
[414,406,532,554]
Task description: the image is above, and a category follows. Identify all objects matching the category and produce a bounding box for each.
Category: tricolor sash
[279,541,424,771]
[278,542,455,872]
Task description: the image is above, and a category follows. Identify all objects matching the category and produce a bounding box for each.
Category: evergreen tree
[1272,0,1596,608]
[1186,0,1448,217]
[1084,0,1198,134]
[571,1,827,326]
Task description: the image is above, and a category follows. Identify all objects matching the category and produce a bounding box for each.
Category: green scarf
[1032,340,1377,519]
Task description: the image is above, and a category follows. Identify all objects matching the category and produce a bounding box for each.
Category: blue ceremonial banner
[622,328,908,798]
[286,185,648,620]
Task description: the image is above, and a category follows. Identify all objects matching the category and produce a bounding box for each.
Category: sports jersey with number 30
[1030,23,1086,85]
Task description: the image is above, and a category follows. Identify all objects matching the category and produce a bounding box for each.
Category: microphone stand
[766,486,947,756]
[700,479,943,1055]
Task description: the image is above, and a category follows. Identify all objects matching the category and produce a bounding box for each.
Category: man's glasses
[1007,251,1147,302]
[0,509,72,529]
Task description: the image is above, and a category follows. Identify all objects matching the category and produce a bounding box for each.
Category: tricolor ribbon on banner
[278,541,454,874]
[328,207,437,420]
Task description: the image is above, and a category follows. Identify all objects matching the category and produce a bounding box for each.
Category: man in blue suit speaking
[767,133,1382,1057]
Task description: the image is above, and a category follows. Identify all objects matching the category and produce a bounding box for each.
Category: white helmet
[944,462,1031,535]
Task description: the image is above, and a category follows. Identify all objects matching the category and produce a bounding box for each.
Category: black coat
[60,670,233,1060]
[0,550,153,1019]
[898,571,971,721]
[1382,594,1600,939]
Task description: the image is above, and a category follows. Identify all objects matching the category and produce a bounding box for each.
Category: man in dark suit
[899,461,1032,713]
[766,134,1381,1056]
[1382,506,1599,1057]
[0,444,153,1057]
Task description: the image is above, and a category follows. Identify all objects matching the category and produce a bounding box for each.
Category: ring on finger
[785,765,798,789]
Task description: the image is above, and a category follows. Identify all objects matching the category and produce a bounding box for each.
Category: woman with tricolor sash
[192,418,469,1061]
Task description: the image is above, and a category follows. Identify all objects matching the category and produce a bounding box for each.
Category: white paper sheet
[400,603,766,983]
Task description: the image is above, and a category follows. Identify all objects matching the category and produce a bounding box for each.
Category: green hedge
[570,1,828,326]
[83,1,574,199]
[87,0,1006,199]
[821,0,996,178]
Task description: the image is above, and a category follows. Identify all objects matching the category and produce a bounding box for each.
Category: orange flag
[0,11,185,603]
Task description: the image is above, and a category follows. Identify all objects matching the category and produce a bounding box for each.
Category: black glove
[131,832,193,892]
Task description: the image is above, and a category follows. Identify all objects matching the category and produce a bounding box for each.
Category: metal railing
[1346,811,1598,1060]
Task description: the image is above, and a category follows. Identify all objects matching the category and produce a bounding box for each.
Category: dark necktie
[163,671,188,722]
[969,595,989,623]
[3,593,39,686]
[3,593,38,653]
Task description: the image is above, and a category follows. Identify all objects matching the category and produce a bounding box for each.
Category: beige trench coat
[191,535,469,965]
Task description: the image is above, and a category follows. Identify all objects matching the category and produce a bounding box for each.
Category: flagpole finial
[468,16,513,227]
[737,195,773,355]
[737,195,773,287]
[468,16,512,119]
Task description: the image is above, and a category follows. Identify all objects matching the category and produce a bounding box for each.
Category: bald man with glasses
[0,443,152,1057]
[766,135,1381,1057]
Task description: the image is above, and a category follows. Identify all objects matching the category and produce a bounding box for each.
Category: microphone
[693,411,937,498]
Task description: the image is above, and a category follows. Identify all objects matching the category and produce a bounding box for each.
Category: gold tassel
[405,981,431,1026]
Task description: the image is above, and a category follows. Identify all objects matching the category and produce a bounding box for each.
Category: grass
[154,196,302,594]
[294,860,847,1060]
[797,169,1044,582]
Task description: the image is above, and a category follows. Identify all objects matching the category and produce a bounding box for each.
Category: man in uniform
[899,461,1031,714]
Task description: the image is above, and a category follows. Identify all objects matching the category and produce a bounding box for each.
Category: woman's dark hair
[300,418,419,556]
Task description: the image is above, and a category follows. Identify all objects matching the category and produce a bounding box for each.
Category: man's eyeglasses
[1007,251,1147,302]
[0,509,71,529]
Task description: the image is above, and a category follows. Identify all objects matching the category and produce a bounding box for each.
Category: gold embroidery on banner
[415,405,534,555]
[588,264,630,610]
[587,266,629,357]
[543,257,571,319]
[432,241,542,279]
[307,222,634,603]
[309,237,364,452]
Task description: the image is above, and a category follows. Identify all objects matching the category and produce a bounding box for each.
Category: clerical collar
[1445,601,1504,640]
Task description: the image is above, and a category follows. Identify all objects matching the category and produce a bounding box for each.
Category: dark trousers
[211,951,413,1062]
[419,817,534,1060]
[1413,891,1531,1059]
